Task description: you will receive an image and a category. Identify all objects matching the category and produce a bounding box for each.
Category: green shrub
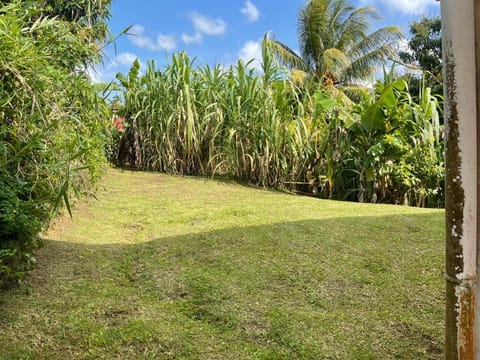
[0,1,111,286]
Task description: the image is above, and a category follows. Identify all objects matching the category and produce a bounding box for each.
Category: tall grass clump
[0,1,112,287]
[114,44,320,188]
[113,40,444,207]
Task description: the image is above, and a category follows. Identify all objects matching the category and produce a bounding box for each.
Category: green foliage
[400,16,442,97]
[317,67,444,206]
[114,51,316,188]
[114,48,444,208]
[0,1,111,286]
[0,174,42,284]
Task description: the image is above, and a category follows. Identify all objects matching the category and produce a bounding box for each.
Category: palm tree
[264,0,403,86]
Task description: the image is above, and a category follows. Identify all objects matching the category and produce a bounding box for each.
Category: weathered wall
[441,0,478,358]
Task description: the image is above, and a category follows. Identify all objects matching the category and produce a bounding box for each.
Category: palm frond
[340,25,403,83]
[263,36,308,72]
[342,45,397,83]
[335,7,379,51]
[298,0,329,69]
[348,26,403,60]
[322,48,351,78]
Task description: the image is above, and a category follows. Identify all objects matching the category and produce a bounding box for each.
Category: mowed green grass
[0,169,445,359]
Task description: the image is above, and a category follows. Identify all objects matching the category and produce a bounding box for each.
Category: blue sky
[90,0,440,82]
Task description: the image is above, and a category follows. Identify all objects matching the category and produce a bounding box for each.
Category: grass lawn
[0,168,445,359]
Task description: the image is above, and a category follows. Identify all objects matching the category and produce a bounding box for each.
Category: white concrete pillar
[442,0,478,358]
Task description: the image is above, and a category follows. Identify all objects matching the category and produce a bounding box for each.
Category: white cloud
[388,0,438,14]
[154,34,176,51]
[128,24,176,51]
[86,66,106,84]
[190,12,227,36]
[181,12,228,45]
[396,39,411,54]
[109,52,146,72]
[241,0,260,23]
[238,40,262,70]
[373,0,439,15]
[128,24,144,37]
[86,52,146,84]
[112,52,139,67]
[182,32,202,45]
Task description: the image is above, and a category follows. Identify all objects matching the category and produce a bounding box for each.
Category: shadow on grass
[0,213,444,359]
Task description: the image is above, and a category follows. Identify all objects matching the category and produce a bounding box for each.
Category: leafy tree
[264,0,403,85]
[0,1,111,287]
[0,0,111,35]
[399,16,442,96]
[0,0,111,68]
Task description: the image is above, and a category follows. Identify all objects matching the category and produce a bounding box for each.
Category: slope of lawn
[0,169,445,359]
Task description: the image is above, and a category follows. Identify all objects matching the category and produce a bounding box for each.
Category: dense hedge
[0,1,111,287]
